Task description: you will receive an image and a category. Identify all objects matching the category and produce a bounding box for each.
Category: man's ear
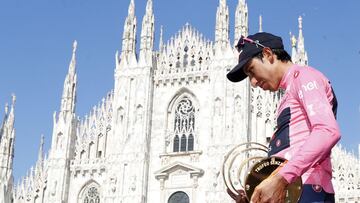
[262,47,275,63]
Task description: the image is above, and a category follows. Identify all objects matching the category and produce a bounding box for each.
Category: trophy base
[244,157,302,203]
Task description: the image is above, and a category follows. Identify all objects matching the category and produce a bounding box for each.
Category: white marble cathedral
[1,0,359,202]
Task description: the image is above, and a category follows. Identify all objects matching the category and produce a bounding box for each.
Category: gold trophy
[222,142,302,203]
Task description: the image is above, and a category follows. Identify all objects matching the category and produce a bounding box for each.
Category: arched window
[89,142,95,159]
[56,132,63,149]
[168,191,189,203]
[173,97,195,152]
[83,187,100,203]
[173,135,180,152]
[188,134,194,151]
[117,107,124,124]
[97,133,105,158]
[80,150,86,160]
[180,134,187,152]
[78,182,101,203]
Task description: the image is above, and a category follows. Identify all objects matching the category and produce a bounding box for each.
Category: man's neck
[278,61,294,78]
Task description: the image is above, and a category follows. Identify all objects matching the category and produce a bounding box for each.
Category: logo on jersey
[276,139,281,147]
[307,104,316,116]
[302,81,318,92]
[294,71,300,78]
[312,184,322,193]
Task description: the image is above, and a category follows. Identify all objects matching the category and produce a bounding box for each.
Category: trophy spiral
[222,142,302,202]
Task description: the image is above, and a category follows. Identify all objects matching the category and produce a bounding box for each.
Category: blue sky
[1,0,359,182]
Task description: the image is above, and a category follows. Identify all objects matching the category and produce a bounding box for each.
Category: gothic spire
[159,25,164,51]
[290,32,297,61]
[68,40,77,77]
[0,94,16,181]
[139,0,155,65]
[121,0,137,66]
[128,0,135,18]
[37,135,44,164]
[259,15,263,32]
[60,41,78,115]
[0,94,15,140]
[297,16,305,52]
[215,0,230,52]
[34,135,44,180]
[295,16,308,65]
[234,0,248,45]
[145,0,152,14]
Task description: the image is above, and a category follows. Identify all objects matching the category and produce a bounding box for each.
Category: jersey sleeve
[278,70,341,184]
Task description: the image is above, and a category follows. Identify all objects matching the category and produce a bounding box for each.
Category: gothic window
[80,150,86,160]
[34,196,40,203]
[188,134,194,151]
[83,187,100,203]
[56,132,63,149]
[173,97,195,152]
[198,56,203,64]
[234,96,241,113]
[173,135,180,152]
[168,191,189,203]
[183,53,188,67]
[135,105,143,124]
[89,142,95,159]
[176,53,181,68]
[180,134,187,152]
[190,58,195,66]
[117,107,124,124]
[97,133,105,158]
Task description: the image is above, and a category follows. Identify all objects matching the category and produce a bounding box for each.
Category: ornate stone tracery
[173,97,195,152]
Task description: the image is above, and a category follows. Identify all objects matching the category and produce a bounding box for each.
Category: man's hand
[250,173,289,203]
[227,188,249,203]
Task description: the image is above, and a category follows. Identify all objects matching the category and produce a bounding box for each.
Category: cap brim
[226,57,250,82]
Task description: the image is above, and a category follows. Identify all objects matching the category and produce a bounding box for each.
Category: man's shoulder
[291,65,326,82]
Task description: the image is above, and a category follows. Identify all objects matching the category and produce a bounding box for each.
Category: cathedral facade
[1,0,359,202]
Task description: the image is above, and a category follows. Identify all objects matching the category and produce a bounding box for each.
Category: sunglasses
[236,35,266,52]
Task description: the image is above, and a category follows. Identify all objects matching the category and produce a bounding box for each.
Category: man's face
[243,56,280,91]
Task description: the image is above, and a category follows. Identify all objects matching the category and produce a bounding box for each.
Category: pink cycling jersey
[268,64,341,193]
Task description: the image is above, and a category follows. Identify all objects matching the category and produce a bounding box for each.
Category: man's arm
[278,70,340,183]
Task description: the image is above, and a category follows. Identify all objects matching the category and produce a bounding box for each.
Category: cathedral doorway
[168,191,189,203]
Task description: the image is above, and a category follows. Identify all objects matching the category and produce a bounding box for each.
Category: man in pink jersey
[226,32,340,203]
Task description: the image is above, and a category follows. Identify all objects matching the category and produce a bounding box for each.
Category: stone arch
[167,88,200,114]
[116,106,125,124]
[77,180,101,203]
[168,191,189,203]
[97,133,106,158]
[88,142,95,159]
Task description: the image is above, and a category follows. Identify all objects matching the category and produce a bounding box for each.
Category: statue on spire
[128,0,135,17]
[298,16,303,30]
[72,40,77,54]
